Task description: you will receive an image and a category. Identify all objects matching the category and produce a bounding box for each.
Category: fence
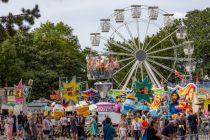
[162,133,210,140]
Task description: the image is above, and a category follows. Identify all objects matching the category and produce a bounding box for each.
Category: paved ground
[0,135,133,140]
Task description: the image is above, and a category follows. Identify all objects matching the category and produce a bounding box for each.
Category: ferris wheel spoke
[134,61,139,80]
[148,55,193,61]
[144,61,161,88]
[143,34,156,51]
[124,23,139,50]
[113,59,135,75]
[142,61,156,86]
[113,77,121,87]
[116,63,134,89]
[100,36,135,53]
[122,61,139,90]
[147,43,185,55]
[109,52,134,57]
[147,61,167,81]
[110,24,137,51]
[136,18,141,49]
[147,58,175,73]
[118,57,135,63]
[140,62,144,81]
[142,19,151,50]
[146,29,178,53]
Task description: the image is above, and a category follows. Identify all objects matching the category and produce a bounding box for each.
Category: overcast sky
[0,0,210,49]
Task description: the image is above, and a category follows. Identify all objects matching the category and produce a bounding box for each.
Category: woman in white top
[132,116,141,140]
[118,114,128,140]
[6,110,14,140]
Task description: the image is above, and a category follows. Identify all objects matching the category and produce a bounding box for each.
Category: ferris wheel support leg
[144,61,161,88]
[122,61,138,90]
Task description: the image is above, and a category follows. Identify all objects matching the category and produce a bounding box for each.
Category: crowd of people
[0,109,209,140]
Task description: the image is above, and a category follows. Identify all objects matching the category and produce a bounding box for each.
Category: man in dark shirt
[144,118,161,140]
[187,110,198,140]
[103,118,115,140]
[161,120,177,138]
[17,111,24,138]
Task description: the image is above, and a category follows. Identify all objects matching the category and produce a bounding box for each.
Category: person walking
[17,111,24,139]
[70,113,78,140]
[103,117,116,140]
[12,113,17,137]
[118,114,128,140]
[176,113,187,140]
[187,110,198,140]
[143,118,161,140]
[161,120,177,139]
[60,114,67,137]
[132,115,141,140]
[66,114,71,138]
[141,116,148,135]
[42,115,52,140]
[6,111,14,140]
[28,116,38,140]
[36,117,43,140]
[90,115,98,140]
[77,114,86,139]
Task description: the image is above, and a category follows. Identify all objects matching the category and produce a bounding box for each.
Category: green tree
[0,0,40,43]
[184,8,210,75]
[0,22,87,100]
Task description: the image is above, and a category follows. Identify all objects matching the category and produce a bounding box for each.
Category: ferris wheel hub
[135,50,147,62]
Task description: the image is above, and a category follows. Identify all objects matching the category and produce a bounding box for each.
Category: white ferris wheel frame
[90,4,191,90]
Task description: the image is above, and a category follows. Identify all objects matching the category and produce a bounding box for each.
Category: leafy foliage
[0,1,40,40]
[0,22,86,100]
[184,8,210,74]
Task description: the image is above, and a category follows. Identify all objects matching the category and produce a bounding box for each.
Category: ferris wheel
[90,4,193,90]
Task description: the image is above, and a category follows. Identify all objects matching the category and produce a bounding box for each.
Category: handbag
[43,129,51,135]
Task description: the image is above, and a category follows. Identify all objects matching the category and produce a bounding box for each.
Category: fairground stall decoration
[96,102,115,112]
[86,55,119,80]
[122,93,136,113]
[14,80,24,104]
[52,104,65,118]
[133,77,153,102]
[169,83,198,116]
[82,88,100,103]
[50,90,61,101]
[61,78,81,107]
[6,88,16,104]
[203,97,210,117]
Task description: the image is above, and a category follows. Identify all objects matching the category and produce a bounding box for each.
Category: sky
[0,0,210,49]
